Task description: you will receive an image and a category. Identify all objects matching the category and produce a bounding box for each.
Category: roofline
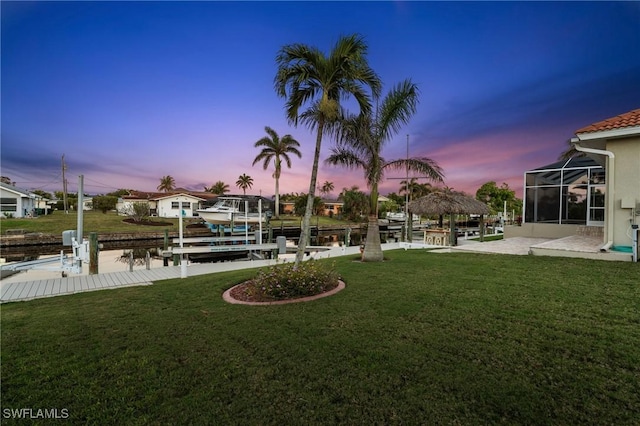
[575,125,640,141]
[0,184,35,198]
[151,192,207,201]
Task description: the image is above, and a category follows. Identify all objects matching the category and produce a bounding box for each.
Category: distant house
[117,190,217,218]
[321,200,343,217]
[518,107,639,251]
[82,197,93,211]
[0,182,42,218]
[280,201,295,215]
[154,193,207,218]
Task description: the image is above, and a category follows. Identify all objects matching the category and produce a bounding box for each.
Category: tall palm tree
[236,174,254,195]
[157,175,176,193]
[319,181,334,198]
[275,33,381,265]
[206,181,229,195]
[252,126,301,218]
[326,79,444,261]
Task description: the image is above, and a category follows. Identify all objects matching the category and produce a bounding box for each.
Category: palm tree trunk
[295,121,324,265]
[362,182,383,261]
[362,214,383,261]
[274,175,280,219]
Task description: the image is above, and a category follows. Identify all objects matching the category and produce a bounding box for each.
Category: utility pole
[405,135,409,239]
[387,134,433,242]
[61,155,68,213]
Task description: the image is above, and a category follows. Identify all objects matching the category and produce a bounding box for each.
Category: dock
[0,244,372,304]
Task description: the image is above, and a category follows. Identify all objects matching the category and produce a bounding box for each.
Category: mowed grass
[0,211,359,236]
[2,251,639,424]
[1,211,179,235]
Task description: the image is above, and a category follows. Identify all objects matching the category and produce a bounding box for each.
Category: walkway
[449,237,553,255]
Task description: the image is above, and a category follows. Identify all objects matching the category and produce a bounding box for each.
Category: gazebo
[408,191,490,246]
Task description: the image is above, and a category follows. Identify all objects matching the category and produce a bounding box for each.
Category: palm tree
[319,181,334,198]
[235,174,254,195]
[275,33,381,265]
[400,178,434,202]
[206,181,229,195]
[252,126,301,218]
[558,138,586,161]
[326,79,444,261]
[157,175,175,192]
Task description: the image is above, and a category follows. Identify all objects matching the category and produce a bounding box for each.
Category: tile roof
[576,108,640,134]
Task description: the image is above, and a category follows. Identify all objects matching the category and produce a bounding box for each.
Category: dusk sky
[2,1,639,199]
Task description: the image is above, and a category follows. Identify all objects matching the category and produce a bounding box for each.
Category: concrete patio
[448,235,633,261]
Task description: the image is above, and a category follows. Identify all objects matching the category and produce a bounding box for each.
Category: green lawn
[2,251,638,424]
[0,211,180,235]
[0,211,361,236]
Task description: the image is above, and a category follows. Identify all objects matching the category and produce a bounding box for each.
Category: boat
[196,197,266,225]
[385,212,421,223]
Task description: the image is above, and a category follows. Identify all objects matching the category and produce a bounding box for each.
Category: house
[117,190,217,218]
[515,107,639,257]
[321,200,343,217]
[82,197,93,211]
[0,182,42,218]
[280,201,295,215]
[153,193,208,218]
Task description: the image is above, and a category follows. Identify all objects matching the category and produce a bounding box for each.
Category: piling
[89,232,99,275]
[163,229,169,266]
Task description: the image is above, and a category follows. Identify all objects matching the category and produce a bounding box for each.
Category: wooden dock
[0,244,370,304]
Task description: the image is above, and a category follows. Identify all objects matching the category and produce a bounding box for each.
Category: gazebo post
[449,212,456,246]
[479,214,485,242]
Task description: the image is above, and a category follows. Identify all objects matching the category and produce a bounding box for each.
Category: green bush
[252,260,339,300]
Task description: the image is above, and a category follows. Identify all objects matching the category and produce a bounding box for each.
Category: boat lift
[1,175,90,277]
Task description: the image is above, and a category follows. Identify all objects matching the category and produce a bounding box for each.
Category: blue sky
[2,1,639,198]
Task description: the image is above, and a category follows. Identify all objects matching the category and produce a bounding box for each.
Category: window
[561,185,587,224]
[525,187,560,223]
[0,197,17,212]
[524,157,605,226]
[181,202,191,209]
[171,202,180,209]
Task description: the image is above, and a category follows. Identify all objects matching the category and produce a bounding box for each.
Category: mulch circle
[122,218,173,226]
[223,280,346,306]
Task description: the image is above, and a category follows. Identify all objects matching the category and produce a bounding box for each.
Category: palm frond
[325,147,366,170]
[378,79,419,141]
[384,157,445,183]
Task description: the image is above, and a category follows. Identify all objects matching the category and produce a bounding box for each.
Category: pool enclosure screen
[524,157,605,226]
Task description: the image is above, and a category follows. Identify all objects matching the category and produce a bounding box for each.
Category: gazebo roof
[409,191,490,216]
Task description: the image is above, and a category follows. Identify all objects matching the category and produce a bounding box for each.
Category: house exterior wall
[156,195,202,218]
[281,203,295,214]
[322,203,343,217]
[1,187,36,218]
[607,135,640,247]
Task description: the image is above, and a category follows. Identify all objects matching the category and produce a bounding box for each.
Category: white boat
[196,197,266,225]
[385,212,421,223]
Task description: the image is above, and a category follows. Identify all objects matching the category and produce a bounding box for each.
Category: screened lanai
[524,157,605,226]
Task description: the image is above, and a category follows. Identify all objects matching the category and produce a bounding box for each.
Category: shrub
[119,202,150,222]
[250,260,340,300]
